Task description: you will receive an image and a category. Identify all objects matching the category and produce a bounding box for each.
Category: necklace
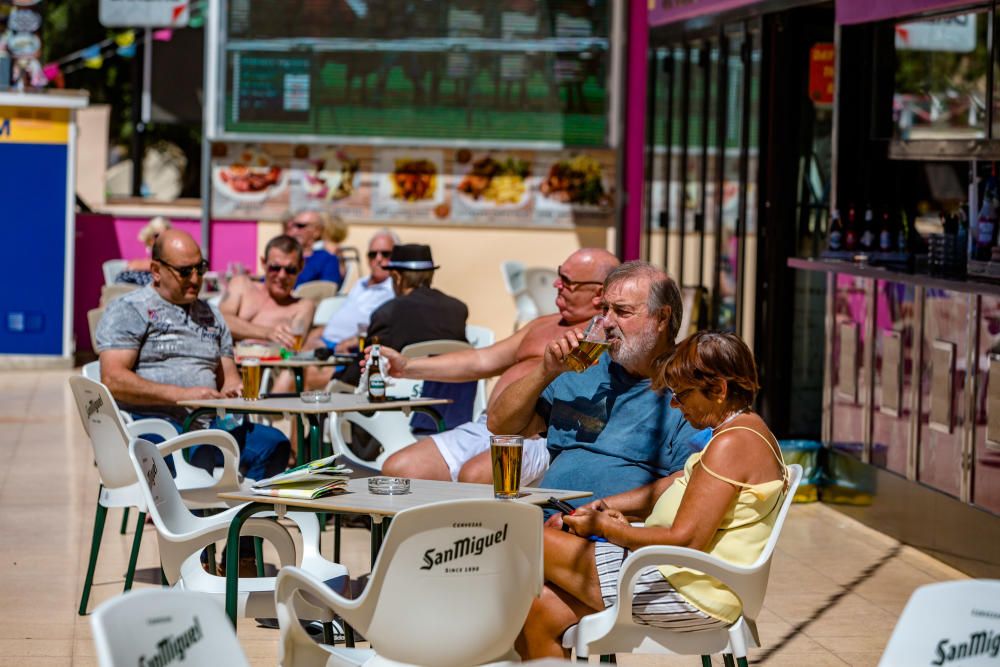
[713,406,750,432]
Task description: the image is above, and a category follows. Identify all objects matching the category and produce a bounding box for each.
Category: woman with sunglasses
[518,331,788,659]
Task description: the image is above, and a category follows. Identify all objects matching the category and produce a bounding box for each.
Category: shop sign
[808,43,835,107]
[838,0,976,26]
[895,14,976,53]
[99,0,188,28]
[0,106,69,144]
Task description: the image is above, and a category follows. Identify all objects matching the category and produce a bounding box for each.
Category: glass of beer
[564,315,609,373]
[290,319,307,354]
[490,435,524,500]
[241,357,262,401]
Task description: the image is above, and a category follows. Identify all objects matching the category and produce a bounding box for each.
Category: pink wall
[75,214,259,353]
[622,0,649,261]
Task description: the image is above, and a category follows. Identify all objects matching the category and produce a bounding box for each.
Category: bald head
[152,229,201,264]
[567,248,620,283]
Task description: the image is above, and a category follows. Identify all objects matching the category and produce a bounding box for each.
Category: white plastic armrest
[163,515,297,567]
[127,418,181,441]
[277,567,368,631]
[156,430,241,490]
[616,545,761,614]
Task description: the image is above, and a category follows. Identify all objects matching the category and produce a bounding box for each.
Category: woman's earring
[717,398,723,404]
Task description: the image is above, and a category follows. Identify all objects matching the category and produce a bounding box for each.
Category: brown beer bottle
[367,336,387,402]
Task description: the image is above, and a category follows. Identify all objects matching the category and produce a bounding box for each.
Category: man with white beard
[487,261,710,508]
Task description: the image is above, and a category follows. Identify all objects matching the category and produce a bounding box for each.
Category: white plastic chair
[314,295,347,327]
[275,499,543,667]
[90,588,251,667]
[327,340,473,470]
[128,437,348,621]
[500,260,537,330]
[878,579,1000,666]
[465,325,496,421]
[523,267,559,317]
[338,255,359,295]
[562,465,803,665]
[295,280,341,302]
[70,376,244,615]
[102,258,128,286]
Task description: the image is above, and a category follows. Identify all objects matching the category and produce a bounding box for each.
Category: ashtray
[301,390,332,403]
[368,476,411,495]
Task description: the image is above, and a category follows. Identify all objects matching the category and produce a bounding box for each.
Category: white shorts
[430,412,550,484]
[595,542,727,631]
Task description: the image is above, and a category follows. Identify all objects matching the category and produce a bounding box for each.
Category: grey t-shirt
[95,286,233,420]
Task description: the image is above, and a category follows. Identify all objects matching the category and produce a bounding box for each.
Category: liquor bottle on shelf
[844,207,858,251]
[897,209,911,254]
[860,205,876,252]
[827,209,844,251]
[878,210,893,252]
[974,177,999,261]
[366,337,387,403]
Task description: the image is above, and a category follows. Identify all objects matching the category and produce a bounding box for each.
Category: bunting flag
[42,63,61,81]
[117,44,136,58]
[152,28,174,42]
[82,45,103,69]
[114,31,136,48]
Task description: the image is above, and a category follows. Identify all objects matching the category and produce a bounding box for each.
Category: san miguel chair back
[275,499,543,667]
[563,464,803,665]
[128,437,347,623]
[90,588,251,667]
[878,579,1000,666]
[70,375,243,614]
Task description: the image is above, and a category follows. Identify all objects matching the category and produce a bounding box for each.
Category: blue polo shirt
[537,353,710,504]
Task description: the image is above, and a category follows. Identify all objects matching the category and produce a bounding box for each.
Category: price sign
[99,0,188,28]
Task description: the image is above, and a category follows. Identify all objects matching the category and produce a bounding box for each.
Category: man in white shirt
[303,229,397,389]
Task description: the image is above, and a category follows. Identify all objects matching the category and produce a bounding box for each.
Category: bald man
[374,248,620,484]
[96,229,290,483]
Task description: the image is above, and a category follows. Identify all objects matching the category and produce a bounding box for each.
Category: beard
[607,320,659,370]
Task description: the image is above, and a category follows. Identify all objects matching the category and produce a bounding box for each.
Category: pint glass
[241,358,262,400]
[490,435,524,500]
[564,315,608,373]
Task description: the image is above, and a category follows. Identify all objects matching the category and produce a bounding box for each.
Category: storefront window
[894,10,989,141]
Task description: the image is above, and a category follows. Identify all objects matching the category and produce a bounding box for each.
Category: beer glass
[290,319,307,353]
[564,315,608,372]
[241,358,262,400]
[490,435,524,500]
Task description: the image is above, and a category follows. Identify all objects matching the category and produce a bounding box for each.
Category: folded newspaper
[251,455,352,500]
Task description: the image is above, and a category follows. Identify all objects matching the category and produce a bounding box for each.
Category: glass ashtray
[301,390,332,403]
[368,476,411,495]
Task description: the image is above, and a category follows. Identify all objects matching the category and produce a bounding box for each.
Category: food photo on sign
[533,150,616,225]
[210,143,291,219]
[372,148,446,221]
[452,150,534,221]
[288,145,373,218]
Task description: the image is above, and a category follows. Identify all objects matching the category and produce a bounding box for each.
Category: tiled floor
[0,369,966,666]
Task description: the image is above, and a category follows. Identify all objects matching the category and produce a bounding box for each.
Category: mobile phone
[548,497,576,514]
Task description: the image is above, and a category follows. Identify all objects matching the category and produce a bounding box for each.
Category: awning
[836,0,979,25]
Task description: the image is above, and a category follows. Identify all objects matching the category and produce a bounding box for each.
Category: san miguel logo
[932,629,1000,665]
[137,616,203,666]
[421,523,508,572]
[145,460,158,489]
[86,396,104,419]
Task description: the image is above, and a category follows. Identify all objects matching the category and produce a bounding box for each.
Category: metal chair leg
[119,507,130,534]
[78,496,108,615]
[736,657,750,667]
[723,654,736,667]
[122,511,146,592]
[254,537,265,577]
[701,656,713,667]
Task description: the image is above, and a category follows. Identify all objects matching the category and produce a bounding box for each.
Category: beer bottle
[878,211,893,252]
[975,177,999,261]
[860,206,875,251]
[827,210,844,251]
[367,336,387,403]
[844,207,858,251]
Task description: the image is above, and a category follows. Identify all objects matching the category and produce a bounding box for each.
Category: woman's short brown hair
[655,331,760,405]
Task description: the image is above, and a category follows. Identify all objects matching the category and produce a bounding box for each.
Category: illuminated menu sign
[231,52,311,124]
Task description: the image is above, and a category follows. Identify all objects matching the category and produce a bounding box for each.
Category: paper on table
[251,479,348,500]
[252,454,352,488]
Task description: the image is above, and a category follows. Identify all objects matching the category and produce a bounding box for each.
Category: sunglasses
[267,263,300,276]
[157,259,209,279]
[669,387,697,406]
[288,220,315,230]
[556,265,604,292]
[367,250,392,260]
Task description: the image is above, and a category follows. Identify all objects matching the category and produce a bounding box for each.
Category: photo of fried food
[457,156,531,206]
[539,154,609,206]
[218,149,283,195]
[391,159,437,202]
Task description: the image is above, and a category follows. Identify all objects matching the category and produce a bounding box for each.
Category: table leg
[295,414,308,466]
[307,414,328,532]
[294,368,305,394]
[225,501,272,627]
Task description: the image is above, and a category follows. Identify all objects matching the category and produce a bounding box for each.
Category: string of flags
[42,0,207,85]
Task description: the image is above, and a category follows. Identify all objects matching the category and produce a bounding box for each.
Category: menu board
[211,142,616,228]
[231,52,311,124]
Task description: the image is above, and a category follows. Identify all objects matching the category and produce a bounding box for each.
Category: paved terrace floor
[0,368,965,666]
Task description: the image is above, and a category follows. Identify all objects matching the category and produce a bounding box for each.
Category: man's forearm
[486,365,557,436]
[222,315,270,342]
[103,369,188,406]
[403,348,490,382]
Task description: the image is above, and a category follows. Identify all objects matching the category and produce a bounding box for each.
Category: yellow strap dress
[644,425,788,623]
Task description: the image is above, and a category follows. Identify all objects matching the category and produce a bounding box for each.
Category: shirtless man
[376,248,619,484]
[220,234,316,350]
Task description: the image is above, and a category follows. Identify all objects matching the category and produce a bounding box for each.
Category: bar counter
[789,257,1000,578]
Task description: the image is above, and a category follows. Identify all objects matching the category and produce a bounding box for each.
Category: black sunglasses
[267,263,300,276]
[157,259,209,279]
[669,387,696,406]
[367,250,392,260]
[556,265,603,292]
[289,221,313,230]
